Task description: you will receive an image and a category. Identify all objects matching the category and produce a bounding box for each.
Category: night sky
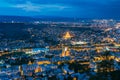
[0,0,120,18]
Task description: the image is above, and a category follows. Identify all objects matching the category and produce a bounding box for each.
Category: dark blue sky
[0,0,120,18]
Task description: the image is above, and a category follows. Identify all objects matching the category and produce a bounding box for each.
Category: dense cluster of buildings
[0,19,120,79]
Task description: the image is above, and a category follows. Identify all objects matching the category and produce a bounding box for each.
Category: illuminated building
[35,66,42,73]
[28,61,32,65]
[61,47,70,57]
[19,66,24,76]
[73,77,77,80]
[115,23,120,29]
[71,41,87,45]
[63,31,73,39]
[95,47,103,53]
[61,31,72,56]
[102,38,114,42]
[37,61,51,65]
[25,48,49,55]
[104,28,112,32]
[114,43,120,47]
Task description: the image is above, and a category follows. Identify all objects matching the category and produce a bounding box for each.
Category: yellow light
[63,32,73,39]
[28,61,32,65]
[35,66,42,73]
[37,61,51,65]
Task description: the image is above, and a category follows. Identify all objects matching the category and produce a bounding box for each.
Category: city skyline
[0,0,120,80]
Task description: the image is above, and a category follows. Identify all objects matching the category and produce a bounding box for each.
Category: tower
[61,47,70,57]
[19,66,24,76]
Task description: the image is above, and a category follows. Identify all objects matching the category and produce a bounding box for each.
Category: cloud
[13,1,40,12]
[2,0,120,18]
[12,1,69,12]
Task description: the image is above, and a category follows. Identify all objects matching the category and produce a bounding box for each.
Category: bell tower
[61,46,70,57]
